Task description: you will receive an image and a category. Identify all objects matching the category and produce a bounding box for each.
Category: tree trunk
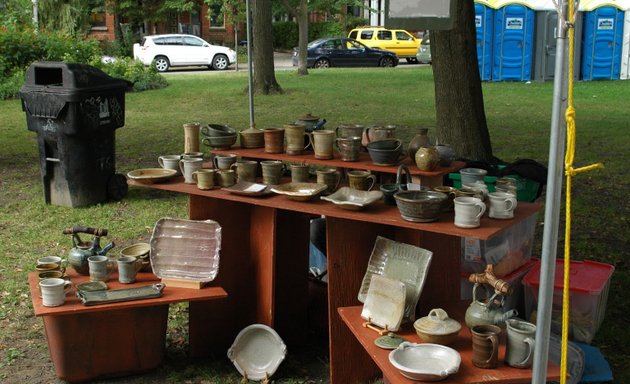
[252,0,283,95]
[296,0,309,75]
[432,0,493,162]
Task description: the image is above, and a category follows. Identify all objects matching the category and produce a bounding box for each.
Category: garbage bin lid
[21,61,129,94]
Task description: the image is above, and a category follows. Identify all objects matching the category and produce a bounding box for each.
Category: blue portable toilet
[475,0,495,80]
[492,0,536,81]
[581,0,627,80]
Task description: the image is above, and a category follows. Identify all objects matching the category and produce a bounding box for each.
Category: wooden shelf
[338,305,561,384]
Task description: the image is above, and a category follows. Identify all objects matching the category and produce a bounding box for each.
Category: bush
[89,57,168,92]
[0,69,25,100]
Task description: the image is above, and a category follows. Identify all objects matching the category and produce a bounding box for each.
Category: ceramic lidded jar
[407,127,430,162]
[414,146,440,171]
[413,308,462,345]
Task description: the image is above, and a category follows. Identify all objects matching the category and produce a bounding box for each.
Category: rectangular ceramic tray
[358,236,433,322]
[77,283,165,306]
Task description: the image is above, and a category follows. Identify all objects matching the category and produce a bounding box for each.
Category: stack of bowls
[366,139,404,165]
[201,124,237,149]
[393,190,447,222]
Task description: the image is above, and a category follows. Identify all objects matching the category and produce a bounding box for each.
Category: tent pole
[532,1,569,382]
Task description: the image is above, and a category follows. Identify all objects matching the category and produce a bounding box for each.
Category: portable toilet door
[493,2,536,81]
[533,10,583,81]
[475,1,495,80]
[581,5,624,80]
[621,9,630,79]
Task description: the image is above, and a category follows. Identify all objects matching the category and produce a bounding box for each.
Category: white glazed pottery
[227,324,287,381]
[389,342,461,381]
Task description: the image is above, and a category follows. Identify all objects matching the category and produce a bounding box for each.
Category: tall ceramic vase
[183,122,201,153]
[408,127,430,162]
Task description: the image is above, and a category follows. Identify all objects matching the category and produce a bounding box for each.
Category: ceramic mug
[179,157,204,184]
[335,124,364,139]
[212,153,238,170]
[263,128,285,154]
[230,160,258,183]
[316,168,340,195]
[216,169,236,187]
[454,196,486,228]
[261,160,284,185]
[347,170,376,191]
[290,163,310,183]
[158,155,182,175]
[284,123,310,155]
[335,136,362,162]
[117,256,144,284]
[433,186,458,212]
[488,191,518,219]
[505,318,536,368]
[192,169,216,190]
[37,256,66,270]
[308,130,336,160]
[88,255,115,283]
[39,277,72,307]
[471,324,501,369]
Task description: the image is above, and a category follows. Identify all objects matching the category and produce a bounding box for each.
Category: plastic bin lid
[523,259,614,294]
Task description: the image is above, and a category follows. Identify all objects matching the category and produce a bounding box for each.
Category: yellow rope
[560,2,604,383]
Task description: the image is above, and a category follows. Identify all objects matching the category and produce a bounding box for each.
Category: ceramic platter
[127,168,178,184]
[222,181,273,197]
[150,218,221,282]
[388,342,461,381]
[358,236,433,323]
[227,324,287,381]
[361,275,406,332]
[270,182,328,201]
[77,283,165,306]
[321,187,383,211]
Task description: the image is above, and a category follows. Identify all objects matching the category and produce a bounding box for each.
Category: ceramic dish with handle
[127,168,178,184]
[227,324,287,381]
[321,187,383,211]
[388,342,461,381]
[270,182,328,201]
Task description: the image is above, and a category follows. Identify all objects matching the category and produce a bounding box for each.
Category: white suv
[133,34,236,72]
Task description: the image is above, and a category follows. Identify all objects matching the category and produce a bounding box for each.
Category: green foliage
[0,0,33,29]
[0,69,25,100]
[89,57,168,92]
[272,21,346,49]
[38,0,102,36]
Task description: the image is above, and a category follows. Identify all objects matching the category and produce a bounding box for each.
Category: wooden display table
[129,173,543,384]
[211,147,465,187]
[29,270,227,382]
[338,306,560,383]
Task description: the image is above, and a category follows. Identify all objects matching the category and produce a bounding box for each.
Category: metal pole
[246,0,255,129]
[532,1,568,382]
[32,0,39,32]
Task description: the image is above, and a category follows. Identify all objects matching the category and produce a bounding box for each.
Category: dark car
[292,37,399,68]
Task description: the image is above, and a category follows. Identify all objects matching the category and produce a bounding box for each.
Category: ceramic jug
[415,146,440,171]
[64,226,115,275]
[407,127,430,162]
[465,284,517,328]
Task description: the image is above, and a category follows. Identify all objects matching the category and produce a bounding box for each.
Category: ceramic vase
[435,144,456,166]
[407,127,430,162]
[415,146,440,171]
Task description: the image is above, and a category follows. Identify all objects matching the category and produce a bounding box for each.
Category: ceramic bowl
[393,190,447,222]
[228,324,287,381]
[120,242,152,272]
[202,124,237,137]
[271,183,328,201]
[389,342,461,381]
[321,187,383,211]
[413,308,462,345]
[202,134,237,149]
[127,168,178,184]
[366,139,404,165]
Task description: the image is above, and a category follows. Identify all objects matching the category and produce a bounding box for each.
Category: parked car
[133,34,237,72]
[348,26,420,63]
[293,37,399,69]
[416,32,431,64]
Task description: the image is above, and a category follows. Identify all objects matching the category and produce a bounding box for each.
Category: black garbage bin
[20,62,129,207]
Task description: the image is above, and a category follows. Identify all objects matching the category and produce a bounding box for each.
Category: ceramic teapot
[465,283,517,328]
[295,113,326,132]
[63,226,115,275]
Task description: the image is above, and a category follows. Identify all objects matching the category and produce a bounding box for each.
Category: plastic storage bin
[20,61,129,207]
[522,259,614,344]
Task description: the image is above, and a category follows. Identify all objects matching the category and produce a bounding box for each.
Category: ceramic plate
[227,324,287,381]
[150,218,221,282]
[223,181,274,197]
[270,182,328,201]
[321,187,383,211]
[127,168,178,184]
[389,342,461,381]
[361,275,406,332]
[358,236,433,323]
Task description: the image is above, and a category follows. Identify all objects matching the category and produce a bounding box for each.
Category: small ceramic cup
[39,277,72,307]
[454,196,486,228]
[212,153,238,170]
[88,255,115,283]
[117,256,144,284]
[230,160,258,183]
[158,155,182,175]
[261,160,284,185]
[216,169,236,187]
[488,191,518,219]
[290,163,310,183]
[347,170,376,191]
[316,168,341,195]
[505,318,536,368]
[471,324,501,369]
[179,157,204,184]
[192,169,216,190]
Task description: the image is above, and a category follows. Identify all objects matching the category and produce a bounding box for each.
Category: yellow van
[348,27,420,63]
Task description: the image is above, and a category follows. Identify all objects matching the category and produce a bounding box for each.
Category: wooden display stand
[28,270,227,382]
[128,148,555,384]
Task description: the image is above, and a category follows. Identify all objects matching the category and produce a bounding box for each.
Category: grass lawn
[0,66,627,383]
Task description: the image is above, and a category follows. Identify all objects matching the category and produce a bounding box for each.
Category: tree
[431,0,493,162]
[204,0,247,70]
[279,0,308,75]
[252,0,283,94]
[37,0,102,36]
